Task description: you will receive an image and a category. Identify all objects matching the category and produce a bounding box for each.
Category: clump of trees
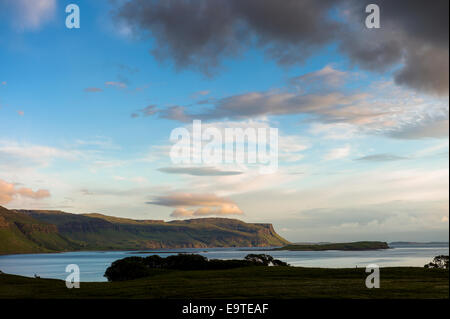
[245,254,289,266]
[424,255,449,269]
[105,254,289,281]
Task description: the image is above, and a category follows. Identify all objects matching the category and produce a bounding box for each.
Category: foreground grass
[0,267,448,299]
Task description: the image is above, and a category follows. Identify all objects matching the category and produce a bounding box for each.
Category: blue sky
[0,0,448,242]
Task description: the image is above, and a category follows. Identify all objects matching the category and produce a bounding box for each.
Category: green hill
[0,206,289,255]
[0,206,80,254]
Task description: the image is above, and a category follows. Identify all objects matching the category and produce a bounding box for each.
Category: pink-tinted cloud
[148,193,243,218]
[1,0,56,31]
[0,179,50,205]
[170,204,243,218]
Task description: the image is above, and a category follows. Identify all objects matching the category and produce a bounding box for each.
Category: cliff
[0,206,290,254]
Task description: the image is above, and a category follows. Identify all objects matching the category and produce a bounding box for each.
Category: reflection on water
[0,243,448,282]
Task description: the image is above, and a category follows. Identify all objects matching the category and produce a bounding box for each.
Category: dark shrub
[207,259,255,270]
[164,254,209,270]
[104,257,152,281]
[143,255,164,268]
[105,253,289,281]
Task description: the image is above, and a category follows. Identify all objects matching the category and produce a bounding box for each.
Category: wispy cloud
[131,105,158,118]
[1,0,56,31]
[84,87,103,93]
[158,166,243,176]
[290,65,349,89]
[324,145,351,161]
[105,81,127,89]
[0,140,80,167]
[355,154,408,162]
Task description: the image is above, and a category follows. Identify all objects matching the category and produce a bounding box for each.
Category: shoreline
[2,241,448,257]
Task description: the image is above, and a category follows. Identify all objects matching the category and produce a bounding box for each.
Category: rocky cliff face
[0,206,290,254]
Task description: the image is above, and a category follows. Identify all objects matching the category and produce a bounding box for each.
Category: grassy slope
[0,207,80,254]
[274,241,390,251]
[0,267,447,299]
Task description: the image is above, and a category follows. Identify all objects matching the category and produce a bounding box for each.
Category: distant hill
[0,206,289,255]
[273,241,389,251]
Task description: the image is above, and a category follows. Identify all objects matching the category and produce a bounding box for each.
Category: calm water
[0,243,448,282]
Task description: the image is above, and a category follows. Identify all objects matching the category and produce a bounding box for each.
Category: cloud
[84,87,103,93]
[0,179,50,204]
[142,72,447,141]
[105,81,127,89]
[159,91,368,121]
[324,145,351,161]
[388,119,449,140]
[131,105,158,118]
[290,65,349,89]
[171,204,243,218]
[340,0,449,96]
[158,166,243,176]
[0,0,56,31]
[115,0,449,95]
[355,154,408,162]
[272,200,449,242]
[191,90,211,99]
[159,105,193,123]
[147,192,243,218]
[0,140,80,168]
[149,193,235,207]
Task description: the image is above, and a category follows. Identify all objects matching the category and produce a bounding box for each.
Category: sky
[0,0,448,242]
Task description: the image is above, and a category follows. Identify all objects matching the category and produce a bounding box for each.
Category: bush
[104,253,289,281]
[245,254,289,266]
[104,257,153,282]
[424,255,449,269]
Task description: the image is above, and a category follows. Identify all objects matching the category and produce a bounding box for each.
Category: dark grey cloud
[158,166,243,176]
[115,0,448,95]
[355,154,408,162]
[340,0,449,96]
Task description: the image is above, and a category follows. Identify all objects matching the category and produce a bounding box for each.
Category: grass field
[0,266,448,299]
